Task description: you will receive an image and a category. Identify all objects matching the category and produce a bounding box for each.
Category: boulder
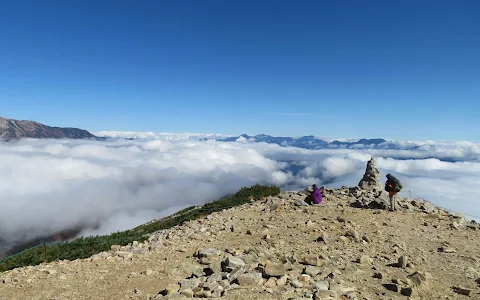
[264,262,286,277]
[236,273,263,285]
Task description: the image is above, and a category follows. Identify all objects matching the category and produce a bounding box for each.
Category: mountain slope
[0,116,98,140]
[0,189,478,299]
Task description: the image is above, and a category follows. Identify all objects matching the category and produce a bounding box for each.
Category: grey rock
[398,256,408,268]
[207,273,223,283]
[276,275,288,286]
[305,266,321,277]
[264,262,287,277]
[453,286,472,296]
[314,290,337,300]
[361,234,371,243]
[197,248,220,259]
[290,279,303,288]
[224,256,245,270]
[421,202,437,214]
[300,255,319,266]
[270,203,280,211]
[226,267,245,281]
[179,278,201,290]
[439,247,456,253]
[179,261,205,278]
[180,289,194,298]
[312,280,329,291]
[357,255,373,265]
[294,200,309,206]
[236,272,263,285]
[345,229,360,242]
[407,271,427,286]
[383,283,399,293]
[401,287,413,297]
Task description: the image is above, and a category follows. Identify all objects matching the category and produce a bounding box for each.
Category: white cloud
[1,135,479,256]
[94,131,232,141]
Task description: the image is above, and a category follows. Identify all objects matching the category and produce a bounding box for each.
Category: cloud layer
[1,135,479,256]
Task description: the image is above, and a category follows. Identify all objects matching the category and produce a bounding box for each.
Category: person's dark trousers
[304,195,314,205]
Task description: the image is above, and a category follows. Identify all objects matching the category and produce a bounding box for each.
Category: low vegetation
[0,184,280,272]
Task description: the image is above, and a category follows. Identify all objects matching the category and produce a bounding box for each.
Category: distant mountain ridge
[204,134,411,150]
[0,116,99,141]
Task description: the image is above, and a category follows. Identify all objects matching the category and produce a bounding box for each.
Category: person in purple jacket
[305,184,323,205]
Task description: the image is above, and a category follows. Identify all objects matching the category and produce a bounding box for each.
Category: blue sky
[0,0,478,141]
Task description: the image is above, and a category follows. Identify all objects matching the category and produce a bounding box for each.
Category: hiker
[305,184,323,205]
[385,173,403,211]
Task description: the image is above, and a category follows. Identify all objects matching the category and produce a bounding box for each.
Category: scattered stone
[312,280,329,291]
[453,286,472,296]
[164,283,180,295]
[197,248,219,259]
[264,262,286,277]
[142,269,154,276]
[345,229,360,242]
[276,275,288,286]
[451,213,467,229]
[264,277,277,288]
[180,289,194,297]
[373,272,383,279]
[357,255,373,265]
[401,287,413,297]
[298,274,311,282]
[237,273,263,286]
[300,255,319,266]
[337,216,346,223]
[314,290,337,300]
[226,266,244,281]
[179,278,200,291]
[294,200,309,206]
[383,283,399,293]
[408,271,427,286]
[291,280,303,288]
[304,266,321,277]
[270,203,280,211]
[111,245,121,252]
[180,261,205,278]
[439,247,456,253]
[398,256,408,268]
[224,256,245,270]
[361,234,371,243]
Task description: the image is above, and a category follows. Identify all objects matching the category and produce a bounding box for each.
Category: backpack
[388,175,403,192]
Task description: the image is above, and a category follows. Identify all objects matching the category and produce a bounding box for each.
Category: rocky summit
[0,116,98,140]
[1,176,479,299]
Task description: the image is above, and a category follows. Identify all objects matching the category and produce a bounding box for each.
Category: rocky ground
[1,158,479,300]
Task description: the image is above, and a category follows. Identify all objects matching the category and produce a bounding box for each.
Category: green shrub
[0,184,280,272]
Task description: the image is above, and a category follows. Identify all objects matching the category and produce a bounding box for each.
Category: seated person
[305,184,323,205]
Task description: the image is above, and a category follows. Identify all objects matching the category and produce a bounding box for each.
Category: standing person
[305,184,323,205]
[385,173,403,211]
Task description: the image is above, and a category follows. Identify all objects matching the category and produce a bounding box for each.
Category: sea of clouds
[1,132,479,256]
